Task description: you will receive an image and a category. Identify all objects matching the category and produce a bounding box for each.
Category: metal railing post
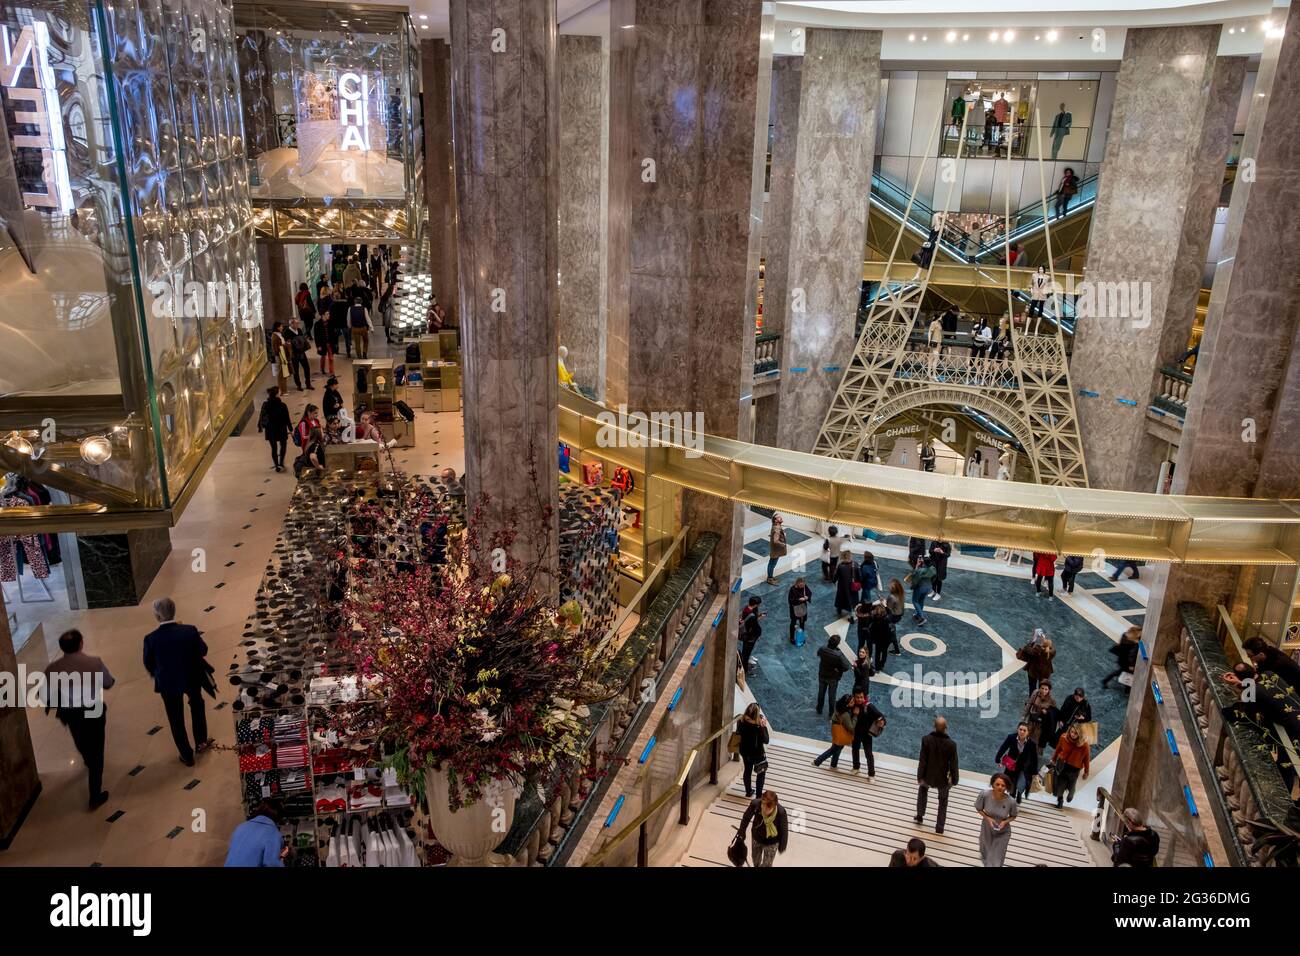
[636,822,648,867]
[679,780,690,826]
[709,735,720,785]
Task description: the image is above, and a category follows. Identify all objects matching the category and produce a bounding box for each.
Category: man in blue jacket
[142,597,210,767]
[224,802,286,867]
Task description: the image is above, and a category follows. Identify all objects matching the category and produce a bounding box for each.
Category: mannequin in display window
[558,345,576,388]
[1050,103,1072,160]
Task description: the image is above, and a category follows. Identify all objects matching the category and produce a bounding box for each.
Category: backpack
[292,422,305,447]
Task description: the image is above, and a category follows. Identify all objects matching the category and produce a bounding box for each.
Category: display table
[324,440,382,470]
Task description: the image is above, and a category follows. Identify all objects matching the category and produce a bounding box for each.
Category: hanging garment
[0,495,50,581]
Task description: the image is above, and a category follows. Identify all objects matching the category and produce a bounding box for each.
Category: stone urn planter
[425,767,519,866]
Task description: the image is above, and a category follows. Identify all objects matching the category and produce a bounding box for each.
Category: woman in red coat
[1032,551,1057,599]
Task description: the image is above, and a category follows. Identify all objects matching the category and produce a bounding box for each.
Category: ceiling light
[1034,35,1040,41]
[989,30,999,41]
[1046,29,1059,42]
[421,24,428,29]
[418,14,428,19]
[1262,20,1273,31]
[946,30,956,42]
[1228,27,1235,34]
[962,33,970,41]
[4,433,33,457]
[80,436,113,466]
[907,33,915,42]
[921,35,928,42]
[1003,30,1015,42]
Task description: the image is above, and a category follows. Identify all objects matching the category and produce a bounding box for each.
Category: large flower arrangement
[339,492,612,810]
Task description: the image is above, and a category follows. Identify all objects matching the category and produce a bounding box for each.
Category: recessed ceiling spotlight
[921,35,928,42]
[946,30,957,42]
[908,33,915,41]
[418,14,428,19]
[421,24,428,29]
[989,30,999,41]
[1034,35,1040,41]
[962,33,970,41]
[1262,20,1273,31]
[1046,29,1059,42]
[1003,30,1015,42]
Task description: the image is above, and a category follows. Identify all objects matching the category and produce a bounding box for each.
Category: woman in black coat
[834,552,859,617]
[735,703,770,799]
[866,604,894,673]
[994,723,1039,803]
[257,386,292,473]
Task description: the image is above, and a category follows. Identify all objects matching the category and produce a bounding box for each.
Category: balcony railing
[1150,364,1193,424]
[893,344,1020,390]
[755,333,781,376]
[497,531,719,866]
[1169,602,1300,866]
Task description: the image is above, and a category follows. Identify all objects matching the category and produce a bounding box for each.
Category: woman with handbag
[734,790,789,867]
[766,514,786,585]
[1102,626,1142,690]
[886,579,906,653]
[735,703,770,798]
[851,690,885,776]
[1047,723,1091,808]
[993,721,1039,804]
[812,695,857,771]
[1022,680,1057,746]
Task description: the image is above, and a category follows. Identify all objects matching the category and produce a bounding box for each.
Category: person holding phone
[975,773,1018,866]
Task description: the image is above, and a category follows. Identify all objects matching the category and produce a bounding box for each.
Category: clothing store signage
[974,432,1008,450]
[0,22,74,211]
[338,71,372,152]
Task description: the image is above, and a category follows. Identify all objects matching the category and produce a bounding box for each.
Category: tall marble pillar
[450,0,559,576]
[422,39,459,323]
[257,241,293,330]
[774,30,881,453]
[0,589,40,849]
[1112,9,1300,808]
[558,35,609,397]
[1071,27,1243,492]
[760,56,802,345]
[609,0,773,731]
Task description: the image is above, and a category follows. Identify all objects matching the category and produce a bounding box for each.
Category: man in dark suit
[915,715,960,833]
[143,597,210,767]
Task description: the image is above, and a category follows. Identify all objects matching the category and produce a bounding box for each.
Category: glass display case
[234,2,424,241]
[0,0,264,530]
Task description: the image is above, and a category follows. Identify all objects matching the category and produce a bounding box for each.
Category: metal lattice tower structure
[812,105,1089,488]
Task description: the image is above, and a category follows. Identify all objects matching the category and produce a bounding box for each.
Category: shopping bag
[1117,671,1134,688]
[726,732,742,754]
[1041,768,1055,794]
[1078,721,1099,746]
[793,626,806,647]
[271,362,282,378]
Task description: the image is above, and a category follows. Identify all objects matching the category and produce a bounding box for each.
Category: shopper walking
[349,296,371,359]
[142,598,211,767]
[852,646,873,694]
[867,603,893,673]
[313,306,334,376]
[813,694,856,771]
[322,376,344,422]
[1110,559,1141,582]
[1047,723,1091,808]
[928,539,952,600]
[915,716,959,833]
[858,551,880,604]
[886,578,906,653]
[1032,550,1057,598]
[45,629,114,809]
[736,791,789,867]
[974,773,1018,866]
[294,282,316,337]
[1022,681,1057,748]
[906,556,936,627]
[735,703,770,798]
[834,546,858,617]
[270,321,290,395]
[329,289,351,358]
[287,317,312,391]
[1055,687,1093,746]
[815,634,850,715]
[994,722,1039,804]
[1101,626,1142,689]
[766,513,786,585]
[739,597,764,672]
[787,576,811,643]
[257,386,292,472]
[1016,630,1055,696]
[1060,553,1084,594]
[225,801,287,867]
[851,690,885,776]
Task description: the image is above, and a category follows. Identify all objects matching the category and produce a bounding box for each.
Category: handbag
[727,828,747,867]
[271,361,281,378]
[869,716,886,738]
[831,722,853,746]
[727,731,742,754]
[1000,754,1018,772]
[1117,671,1134,687]
[752,759,768,775]
[1078,721,1099,746]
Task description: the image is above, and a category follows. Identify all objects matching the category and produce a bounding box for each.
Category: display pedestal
[424,767,518,866]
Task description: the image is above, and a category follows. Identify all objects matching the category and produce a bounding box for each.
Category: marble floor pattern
[3,336,465,867]
[738,511,1147,776]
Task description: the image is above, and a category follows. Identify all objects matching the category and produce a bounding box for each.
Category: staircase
[683,737,1096,867]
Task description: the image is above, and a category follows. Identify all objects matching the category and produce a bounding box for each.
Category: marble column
[1111,9,1300,808]
[0,588,40,849]
[608,0,772,731]
[773,30,881,453]
[1071,27,1243,492]
[558,35,609,397]
[256,241,293,330]
[450,0,559,576]
[760,56,802,344]
[421,39,459,323]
